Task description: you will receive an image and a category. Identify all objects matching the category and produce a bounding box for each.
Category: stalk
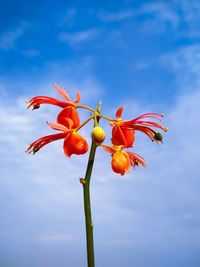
[80,141,97,267]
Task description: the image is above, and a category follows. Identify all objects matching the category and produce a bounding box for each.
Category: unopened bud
[154,132,163,141]
[91,127,105,144]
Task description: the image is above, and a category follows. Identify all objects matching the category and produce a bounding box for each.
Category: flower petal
[116,106,124,119]
[73,90,80,104]
[111,151,130,175]
[121,128,135,147]
[57,107,80,128]
[111,125,126,146]
[63,133,88,157]
[46,121,71,132]
[54,83,71,102]
[103,147,113,153]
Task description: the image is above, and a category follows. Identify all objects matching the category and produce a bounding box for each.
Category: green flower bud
[91,127,105,144]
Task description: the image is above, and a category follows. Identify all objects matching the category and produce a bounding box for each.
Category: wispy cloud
[98,10,134,22]
[97,3,180,33]
[138,2,180,33]
[160,44,200,85]
[0,21,28,50]
[58,29,98,45]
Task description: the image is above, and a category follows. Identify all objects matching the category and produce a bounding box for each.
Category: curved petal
[121,128,135,147]
[111,125,126,146]
[73,90,80,104]
[63,133,88,157]
[64,118,74,129]
[116,106,124,120]
[54,83,71,102]
[46,121,71,132]
[57,107,80,128]
[63,134,71,157]
[103,147,113,153]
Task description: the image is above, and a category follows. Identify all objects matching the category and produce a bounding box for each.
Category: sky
[0,0,200,266]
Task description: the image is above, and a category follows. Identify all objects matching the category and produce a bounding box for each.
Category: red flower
[26,83,80,110]
[110,106,167,145]
[103,145,146,176]
[26,119,88,157]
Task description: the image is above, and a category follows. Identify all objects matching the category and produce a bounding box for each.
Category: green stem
[81,141,97,267]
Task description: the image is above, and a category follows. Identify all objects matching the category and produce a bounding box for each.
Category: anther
[32,103,40,110]
[154,132,163,142]
[33,146,40,154]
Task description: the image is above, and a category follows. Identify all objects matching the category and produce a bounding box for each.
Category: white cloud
[58,29,98,45]
[0,21,28,50]
[98,10,134,22]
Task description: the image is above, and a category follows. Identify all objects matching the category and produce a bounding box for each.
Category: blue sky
[0,0,200,266]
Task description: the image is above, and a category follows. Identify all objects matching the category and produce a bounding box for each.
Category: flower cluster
[26,83,167,175]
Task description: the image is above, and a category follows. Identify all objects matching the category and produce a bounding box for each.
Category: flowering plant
[26,83,167,267]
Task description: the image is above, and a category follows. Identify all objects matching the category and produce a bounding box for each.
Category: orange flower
[103,145,146,176]
[110,106,167,145]
[26,119,88,157]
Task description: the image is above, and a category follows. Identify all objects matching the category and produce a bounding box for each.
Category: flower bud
[154,132,163,142]
[91,127,105,144]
